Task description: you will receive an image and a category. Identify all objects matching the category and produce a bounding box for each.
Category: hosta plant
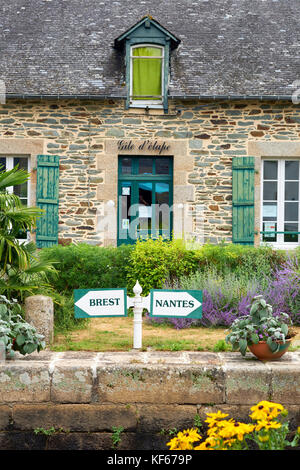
[0,295,45,358]
[225,295,294,356]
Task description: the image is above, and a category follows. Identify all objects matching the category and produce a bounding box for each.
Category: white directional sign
[150,289,202,319]
[74,289,127,318]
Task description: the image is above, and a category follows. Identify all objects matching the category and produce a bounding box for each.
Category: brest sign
[74,289,127,318]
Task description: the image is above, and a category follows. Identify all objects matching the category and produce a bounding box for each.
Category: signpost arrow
[74,289,127,318]
[150,289,202,319]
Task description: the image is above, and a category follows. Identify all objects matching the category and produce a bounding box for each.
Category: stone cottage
[1,0,300,249]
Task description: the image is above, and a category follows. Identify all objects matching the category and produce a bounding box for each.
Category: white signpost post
[74,282,202,350]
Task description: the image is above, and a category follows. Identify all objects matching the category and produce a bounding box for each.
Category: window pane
[263,182,277,200]
[156,158,170,175]
[262,203,277,220]
[121,182,131,221]
[13,158,28,201]
[132,47,162,100]
[285,182,299,201]
[139,158,153,175]
[138,182,152,231]
[133,47,162,57]
[285,161,299,180]
[285,202,298,221]
[0,157,6,170]
[284,223,298,243]
[155,182,170,234]
[262,221,277,242]
[121,158,132,175]
[264,161,277,180]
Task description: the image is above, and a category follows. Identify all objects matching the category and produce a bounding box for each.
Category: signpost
[150,289,202,319]
[74,282,202,349]
[74,288,127,318]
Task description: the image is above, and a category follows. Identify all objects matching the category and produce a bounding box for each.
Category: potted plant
[225,295,296,360]
[0,295,45,358]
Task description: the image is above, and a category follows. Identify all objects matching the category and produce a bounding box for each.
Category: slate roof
[0,0,299,99]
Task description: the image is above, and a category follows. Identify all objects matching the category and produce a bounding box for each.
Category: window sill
[260,241,299,250]
[125,107,166,116]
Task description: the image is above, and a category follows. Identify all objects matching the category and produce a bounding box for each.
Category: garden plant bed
[52,318,300,353]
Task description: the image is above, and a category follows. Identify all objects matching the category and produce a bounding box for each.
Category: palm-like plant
[0,165,56,299]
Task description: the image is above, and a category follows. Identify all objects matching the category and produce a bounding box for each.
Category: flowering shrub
[166,401,300,450]
[149,257,300,329]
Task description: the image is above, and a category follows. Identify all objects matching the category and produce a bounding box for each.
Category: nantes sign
[74,289,127,318]
[150,289,202,319]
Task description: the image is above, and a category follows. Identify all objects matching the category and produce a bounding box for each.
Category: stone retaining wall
[0,350,299,450]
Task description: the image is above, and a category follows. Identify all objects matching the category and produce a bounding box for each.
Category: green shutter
[36,155,59,248]
[232,156,255,245]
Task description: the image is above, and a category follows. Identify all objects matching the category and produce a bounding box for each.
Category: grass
[51,316,300,352]
[52,316,230,352]
[51,316,300,353]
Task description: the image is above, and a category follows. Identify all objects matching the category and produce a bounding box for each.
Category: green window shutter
[232,156,255,245]
[36,155,59,248]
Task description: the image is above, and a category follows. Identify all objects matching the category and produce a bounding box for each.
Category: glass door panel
[155,182,170,238]
[118,182,132,243]
[138,182,152,238]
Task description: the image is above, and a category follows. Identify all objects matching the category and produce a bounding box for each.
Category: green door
[117,156,173,245]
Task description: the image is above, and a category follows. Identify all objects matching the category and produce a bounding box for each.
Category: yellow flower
[177,428,202,443]
[250,401,286,421]
[255,420,281,432]
[194,437,218,450]
[297,426,300,436]
[167,437,193,450]
[205,411,229,427]
[258,433,270,442]
[167,428,201,450]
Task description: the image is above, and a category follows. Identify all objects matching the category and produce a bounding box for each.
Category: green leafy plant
[34,427,57,436]
[0,295,45,357]
[111,425,124,449]
[225,295,294,356]
[0,165,57,300]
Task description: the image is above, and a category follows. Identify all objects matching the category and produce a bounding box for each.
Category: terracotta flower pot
[248,340,291,361]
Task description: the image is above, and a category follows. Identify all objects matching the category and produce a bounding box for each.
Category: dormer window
[115,17,180,112]
[130,44,164,108]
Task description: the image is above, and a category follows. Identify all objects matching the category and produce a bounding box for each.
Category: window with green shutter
[36,155,59,248]
[232,156,255,245]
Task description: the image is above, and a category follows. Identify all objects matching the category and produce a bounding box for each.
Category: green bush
[41,243,133,293]
[51,291,89,333]
[40,243,133,332]
[126,239,287,295]
[197,243,287,280]
[126,238,200,295]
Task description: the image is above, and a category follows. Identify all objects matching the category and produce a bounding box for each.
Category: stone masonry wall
[0,350,299,450]
[0,99,300,245]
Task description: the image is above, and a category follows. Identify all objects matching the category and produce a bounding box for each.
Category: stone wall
[0,350,299,450]
[0,99,300,245]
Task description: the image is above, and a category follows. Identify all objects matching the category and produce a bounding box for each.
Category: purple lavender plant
[145,256,300,329]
